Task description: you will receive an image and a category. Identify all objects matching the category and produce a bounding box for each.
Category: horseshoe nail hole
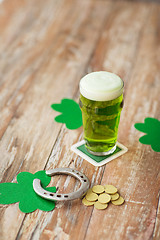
[83,179,87,182]
[50,193,54,197]
[80,175,84,178]
[57,195,61,197]
[44,192,47,195]
[64,195,68,198]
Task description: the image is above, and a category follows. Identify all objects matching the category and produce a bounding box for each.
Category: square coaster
[71,140,128,167]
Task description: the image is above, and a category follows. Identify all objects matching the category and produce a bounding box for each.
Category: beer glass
[79,71,124,156]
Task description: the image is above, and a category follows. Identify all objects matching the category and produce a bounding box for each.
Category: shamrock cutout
[0,171,56,213]
[134,117,160,152]
[51,98,82,130]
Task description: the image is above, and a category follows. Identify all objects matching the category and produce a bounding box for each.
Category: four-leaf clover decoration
[51,98,82,130]
[0,171,56,213]
[134,117,160,152]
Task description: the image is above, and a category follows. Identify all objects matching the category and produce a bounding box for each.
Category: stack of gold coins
[82,184,124,210]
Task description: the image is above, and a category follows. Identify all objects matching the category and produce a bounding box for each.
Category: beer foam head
[80,71,123,101]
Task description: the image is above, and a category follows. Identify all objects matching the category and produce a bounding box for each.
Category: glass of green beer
[79,71,124,156]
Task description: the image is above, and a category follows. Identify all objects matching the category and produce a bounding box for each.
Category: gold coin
[82,198,94,206]
[110,193,119,201]
[80,188,92,199]
[94,201,108,210]
[86,188,93,195]
[98,193,111,204]
[111,196,125,205]
[92,185,105,194]
[104,185,117,194]
[86,192,98,202]
[81,188,92,199]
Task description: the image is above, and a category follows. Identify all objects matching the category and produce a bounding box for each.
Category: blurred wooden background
[0,0,160,239]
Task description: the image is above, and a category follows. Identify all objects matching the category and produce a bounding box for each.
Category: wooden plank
[0,0,160,240]
[13,1,158,240]
[153,197,160,240]
[85,3,160,240]
[0,0,112,181]
[0,0,113,239]
[0,0,65,139]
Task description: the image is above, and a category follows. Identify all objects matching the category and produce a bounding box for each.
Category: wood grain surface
[0,0,160,239]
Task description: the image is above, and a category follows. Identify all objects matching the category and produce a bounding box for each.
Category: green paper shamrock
[0,171,56,213]
[51,98,82,130]
[134,117,160,152]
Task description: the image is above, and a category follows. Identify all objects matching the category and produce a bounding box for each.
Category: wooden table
[0,0,160,239]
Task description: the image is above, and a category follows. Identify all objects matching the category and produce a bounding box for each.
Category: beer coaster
[71,140,128,167]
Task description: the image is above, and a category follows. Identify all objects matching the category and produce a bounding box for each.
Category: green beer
[79,71,124,156]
